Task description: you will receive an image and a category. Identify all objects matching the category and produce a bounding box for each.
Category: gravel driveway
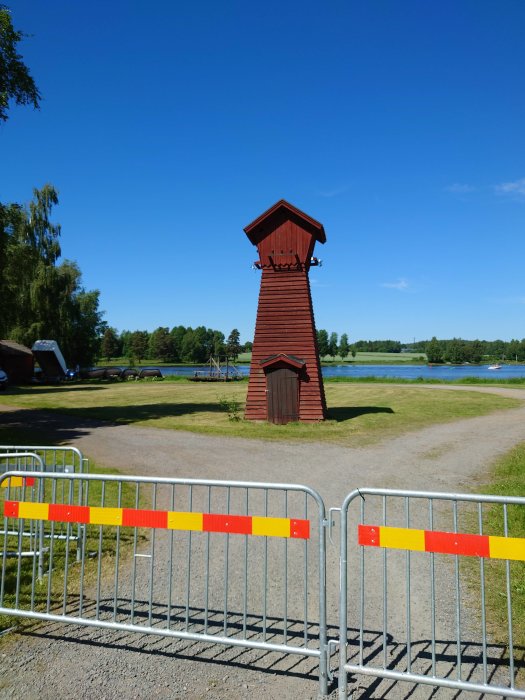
[1,385,525,699]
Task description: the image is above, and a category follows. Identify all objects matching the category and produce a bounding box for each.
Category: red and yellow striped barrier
[359,524,525,561]
[3,500,310,539]
[1,476,35,489]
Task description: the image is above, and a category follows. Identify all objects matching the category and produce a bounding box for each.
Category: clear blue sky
[2,1,524,344]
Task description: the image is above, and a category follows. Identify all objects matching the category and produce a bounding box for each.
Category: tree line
[0,8,104,366]
[100,327,246,364]
[423,337,525,364]
[316,333,525,363]
[316,332,403,358]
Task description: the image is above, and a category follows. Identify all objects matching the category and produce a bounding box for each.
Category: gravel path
[1,385,525,699]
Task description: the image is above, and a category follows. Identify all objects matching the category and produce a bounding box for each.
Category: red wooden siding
[245,267,327,422]
[256,219,315,269]
[244,200,327,424]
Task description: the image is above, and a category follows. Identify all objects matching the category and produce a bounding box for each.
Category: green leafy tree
[193,326,210,362]
[328,332,338,358]
[317,329,329,357]
[149,326,174,361]
[180,328,195,362]
[179,327,208,363]
[443,338,465,364]
[425,337,443,364]
[508,339,521,362]
[0,184,61,338]
[130,331,149,362]
[0,6,41,122]
[120,330,132,358]
[65,285,104,366]
[226,328,242,360]
[0,187,103,365]
[339,333,350,359]
[170,325,186,362]
[212,330,225,356]
[467,340,484,364]
[101,327,120,361]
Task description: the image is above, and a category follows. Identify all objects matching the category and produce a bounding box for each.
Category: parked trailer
[31,339,67,380]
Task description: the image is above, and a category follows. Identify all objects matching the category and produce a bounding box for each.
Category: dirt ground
[1,384,525,699]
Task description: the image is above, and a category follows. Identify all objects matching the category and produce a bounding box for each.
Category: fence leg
[317,513,329,698]
[38,520,44,580]
[76,479,83,562]
[338,507,348,700]
[318,647,328,698]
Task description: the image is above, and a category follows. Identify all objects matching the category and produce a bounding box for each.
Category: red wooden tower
[244,199,327,424]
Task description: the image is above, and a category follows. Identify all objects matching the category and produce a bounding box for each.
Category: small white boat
[488,363,502,370]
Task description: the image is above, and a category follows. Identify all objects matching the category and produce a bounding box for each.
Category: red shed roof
[259,353,306,370]
[244,199,326,246]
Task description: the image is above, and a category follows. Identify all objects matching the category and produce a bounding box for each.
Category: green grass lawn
[0,381,521,447]
[462,442,525,670]
[480,443,525,644]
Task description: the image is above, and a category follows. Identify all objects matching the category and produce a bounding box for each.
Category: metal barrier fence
[0,445,88,474]
[0,471,330,697]
[338,487,525,699]
[0,446,88,563]
[0,454,46,577]
[3,469,525,698]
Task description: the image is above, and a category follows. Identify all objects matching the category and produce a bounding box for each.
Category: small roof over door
[260,353,306,370]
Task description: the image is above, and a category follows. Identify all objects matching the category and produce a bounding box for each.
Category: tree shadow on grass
[8,385,107,395]
[0,402,228,430]
[54,403,227,424]
[328,406,394,422]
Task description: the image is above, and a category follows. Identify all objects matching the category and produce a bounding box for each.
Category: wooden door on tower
[266,367,299,424]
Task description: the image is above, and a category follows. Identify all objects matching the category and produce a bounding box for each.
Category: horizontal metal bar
[0,607,321,658]
[0,470,323,502]
[343,487,525,510]
[344,664,525,698]
[0,530,78,541]
[0,445,84,461]
[0,454,44,470]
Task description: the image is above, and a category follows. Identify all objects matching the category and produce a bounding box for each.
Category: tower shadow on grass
[328,406,394,422]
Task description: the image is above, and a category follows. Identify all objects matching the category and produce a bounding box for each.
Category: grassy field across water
[0,381,521,447]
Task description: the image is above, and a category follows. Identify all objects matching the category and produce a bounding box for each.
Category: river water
[158,364,525,381]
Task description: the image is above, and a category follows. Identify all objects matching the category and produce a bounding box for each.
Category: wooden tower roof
[244,199,326,246]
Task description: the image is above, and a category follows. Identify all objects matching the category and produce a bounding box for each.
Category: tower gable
[244,199,325,270]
